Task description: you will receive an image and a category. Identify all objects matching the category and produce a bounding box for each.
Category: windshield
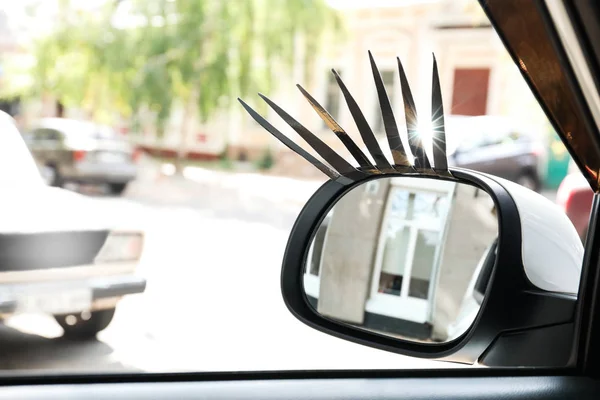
[0,0,588,374]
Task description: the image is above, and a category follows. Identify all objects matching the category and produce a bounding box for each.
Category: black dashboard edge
[0,375,597,400]
[0,368,579,385]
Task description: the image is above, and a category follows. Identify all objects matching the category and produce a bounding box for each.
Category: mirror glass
[303,177,498,343]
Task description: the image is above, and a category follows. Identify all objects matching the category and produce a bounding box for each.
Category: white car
[0,111,146,339]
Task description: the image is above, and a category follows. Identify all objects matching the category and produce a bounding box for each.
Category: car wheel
[108,183,128,195]
[55,308,116,340]
[516,172,540,192]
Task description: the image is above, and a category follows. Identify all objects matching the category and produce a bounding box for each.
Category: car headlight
[94,232,144,263]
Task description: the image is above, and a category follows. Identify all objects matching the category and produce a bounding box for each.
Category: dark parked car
[446,115,546,191]
[25,118,139,194]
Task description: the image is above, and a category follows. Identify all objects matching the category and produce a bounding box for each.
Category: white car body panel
[492,175,583,294]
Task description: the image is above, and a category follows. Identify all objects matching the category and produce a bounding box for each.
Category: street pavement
[0,164,447,373]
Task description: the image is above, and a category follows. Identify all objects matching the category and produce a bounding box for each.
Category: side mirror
[283,170,582,366]
[305,176,498,345]
[240,52,584,367]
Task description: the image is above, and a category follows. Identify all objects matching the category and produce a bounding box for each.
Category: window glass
[32,128,49,140]
[47,129,61,141]
[33,128,61,141]
[412,192,449,227]
[0,0,586,374]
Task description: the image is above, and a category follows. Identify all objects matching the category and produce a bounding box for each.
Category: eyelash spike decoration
[238,53,451,183]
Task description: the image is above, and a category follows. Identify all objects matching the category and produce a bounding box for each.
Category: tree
[18,0,342,170]
[126,0,342,170]
[15,0,135,123]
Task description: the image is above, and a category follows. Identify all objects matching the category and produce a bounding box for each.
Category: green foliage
[256,147,275,170]
[12,0,342,130]
[218,156,234,170]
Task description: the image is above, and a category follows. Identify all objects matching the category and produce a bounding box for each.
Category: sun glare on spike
[417,118,434,161]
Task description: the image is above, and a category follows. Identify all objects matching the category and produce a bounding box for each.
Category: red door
[451,68,490,116]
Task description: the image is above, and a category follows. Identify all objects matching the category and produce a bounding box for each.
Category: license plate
[96,152,127,163]
[17,288,92,314]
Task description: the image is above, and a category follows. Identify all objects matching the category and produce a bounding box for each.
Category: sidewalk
[136,153,324,206]
[181,166,326,206]
[139,155,559,207]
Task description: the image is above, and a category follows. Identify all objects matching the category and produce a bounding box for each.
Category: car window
[47,129,62,141]
[33,128,62,141]
[32,128,48,141]
[0,0,589,375]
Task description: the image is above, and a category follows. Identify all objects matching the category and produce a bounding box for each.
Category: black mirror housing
[280,169,576,367]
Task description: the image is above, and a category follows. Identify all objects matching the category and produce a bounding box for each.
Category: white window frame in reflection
[365,178,457,324]
[303,209,335,299]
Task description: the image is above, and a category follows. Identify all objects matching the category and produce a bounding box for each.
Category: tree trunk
[175,88,198,174]
[56,101,65,118]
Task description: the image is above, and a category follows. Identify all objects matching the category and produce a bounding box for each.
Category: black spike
[258,93,357,175]
[296,84,374,169]
[397,57,431,169]
[238,98,340,179]
[431,54,448,172]
[238,53,453,182]
[331,69,393,170]
[368,51,411,167]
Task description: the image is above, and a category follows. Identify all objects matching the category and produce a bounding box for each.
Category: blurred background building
[0,0,571,187]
